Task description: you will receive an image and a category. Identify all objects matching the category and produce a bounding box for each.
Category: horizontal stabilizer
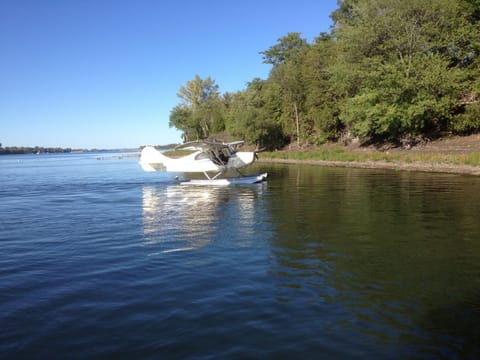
[140,146,168,172]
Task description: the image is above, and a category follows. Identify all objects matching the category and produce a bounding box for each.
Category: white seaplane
[139,140,267,185]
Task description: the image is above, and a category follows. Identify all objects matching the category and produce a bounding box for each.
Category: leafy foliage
[169,75,224,141]
[169,0,480,148]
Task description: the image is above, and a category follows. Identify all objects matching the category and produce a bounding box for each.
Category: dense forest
[169,0,480,150]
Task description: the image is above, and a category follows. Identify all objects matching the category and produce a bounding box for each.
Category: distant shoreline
[0,144,177,155]
[0,148,139,155]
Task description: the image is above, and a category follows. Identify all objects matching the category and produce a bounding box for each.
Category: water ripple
[2,156,480,358]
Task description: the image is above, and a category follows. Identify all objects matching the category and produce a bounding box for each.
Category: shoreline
[258,158,480,176]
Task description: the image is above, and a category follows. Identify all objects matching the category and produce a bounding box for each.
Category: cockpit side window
[217,149,229,164]
[206,149,229,165]
[195,152,210,160]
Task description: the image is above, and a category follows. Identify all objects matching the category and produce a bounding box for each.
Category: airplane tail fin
[140,146,169,172]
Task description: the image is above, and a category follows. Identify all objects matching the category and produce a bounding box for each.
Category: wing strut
[203,171,223,180]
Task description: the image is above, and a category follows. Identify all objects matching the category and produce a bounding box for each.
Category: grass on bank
[163,144,480,167]
[262,146,480,167]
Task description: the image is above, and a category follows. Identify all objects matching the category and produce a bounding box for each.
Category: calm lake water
[1,153,480,359]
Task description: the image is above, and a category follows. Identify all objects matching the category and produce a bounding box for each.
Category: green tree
[333,0,479,143]
[260,32,308,66]
[167,1,480,148]
[169,75,224,141]
[169,104,197,141]
[303,33,344,142]
[263,33,309,145]
[226,79,288,150]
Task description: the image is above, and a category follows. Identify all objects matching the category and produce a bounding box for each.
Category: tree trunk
[293,102,300,146]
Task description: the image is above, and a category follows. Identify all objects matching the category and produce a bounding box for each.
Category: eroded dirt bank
[259,134,480,176]
[259,158,480,176]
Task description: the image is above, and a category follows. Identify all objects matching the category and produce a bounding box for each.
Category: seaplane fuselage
[140,147,256,173]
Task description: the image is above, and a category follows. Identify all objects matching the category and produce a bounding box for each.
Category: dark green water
[265,164,480,358]
[1,154,479,358]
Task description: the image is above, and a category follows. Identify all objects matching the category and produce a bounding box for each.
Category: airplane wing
[175,141,216,151]
[175,140,244,151]
[225,140,245,150]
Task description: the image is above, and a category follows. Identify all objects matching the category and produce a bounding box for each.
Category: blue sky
[0,0,338,149]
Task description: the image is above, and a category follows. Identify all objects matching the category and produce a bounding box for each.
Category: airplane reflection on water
[142,183,268,254]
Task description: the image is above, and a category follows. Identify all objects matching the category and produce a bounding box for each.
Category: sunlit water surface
[1,153,480,358]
